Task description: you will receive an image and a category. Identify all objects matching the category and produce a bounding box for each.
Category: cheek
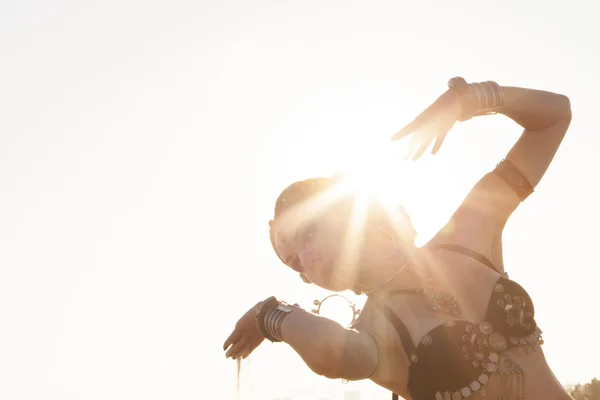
[300,237,337,270]
[314,225,344,258]
[300,240,345,283]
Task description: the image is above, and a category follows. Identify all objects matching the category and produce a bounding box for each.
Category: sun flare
[335,141,407,206]
[293,140,417,292]
[277,137,438,314]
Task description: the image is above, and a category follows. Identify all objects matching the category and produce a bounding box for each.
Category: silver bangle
[264,304,292,341]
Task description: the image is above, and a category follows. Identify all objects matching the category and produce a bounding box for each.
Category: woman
[223,77,572,400]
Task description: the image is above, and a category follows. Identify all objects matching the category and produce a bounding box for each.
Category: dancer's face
[270,177,416,292]
[272,209,359,292]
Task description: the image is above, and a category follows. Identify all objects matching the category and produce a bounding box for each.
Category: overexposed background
[1,1,597,399]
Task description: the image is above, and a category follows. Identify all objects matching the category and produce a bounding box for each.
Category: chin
[309,262,356,292]
[320,277,355,292]
[326,285,349,293]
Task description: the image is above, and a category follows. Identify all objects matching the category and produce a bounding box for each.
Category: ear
[300,274,311,283]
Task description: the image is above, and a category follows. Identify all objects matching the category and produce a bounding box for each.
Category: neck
[360,245,423,295]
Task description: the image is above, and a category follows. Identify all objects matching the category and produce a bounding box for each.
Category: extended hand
[392,77,466,160]
[223,302,265,360]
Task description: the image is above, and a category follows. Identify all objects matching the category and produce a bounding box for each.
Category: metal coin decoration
[425,290,461,316]
[488,332,508,352]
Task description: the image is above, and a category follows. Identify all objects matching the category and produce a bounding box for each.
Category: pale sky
[1,1,598,399]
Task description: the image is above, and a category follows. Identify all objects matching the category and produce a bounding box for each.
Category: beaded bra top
[363,244,542,400]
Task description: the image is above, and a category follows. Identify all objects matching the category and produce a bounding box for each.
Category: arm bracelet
[493,159,534,201]
[255,296,293,342]
[450,78,505,121]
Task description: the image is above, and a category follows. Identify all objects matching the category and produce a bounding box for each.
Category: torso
[356,247,570,400]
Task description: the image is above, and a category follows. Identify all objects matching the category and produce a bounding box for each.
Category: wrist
[469,81,505,116]
[256,296,293,342]
[449,78,504,121]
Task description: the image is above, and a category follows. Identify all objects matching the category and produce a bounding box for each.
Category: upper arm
[445,107,572,269]
[281,307,378,380]
[314,328,379,380]
[351,303,411,393]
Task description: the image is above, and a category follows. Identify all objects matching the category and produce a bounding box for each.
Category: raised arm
[223,297,378,380]
[449,83,572,269]
[394,78,572,271]
[459,84,572,225]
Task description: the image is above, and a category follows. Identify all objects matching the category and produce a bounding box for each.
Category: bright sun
[277,136,444,316]
[335,142,406,201]
[334,137,448,240]
[291,140,425,295]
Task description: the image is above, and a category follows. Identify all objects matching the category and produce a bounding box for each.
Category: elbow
[312,363,342,380]
[307,347,343,379]
[307,332,378,381]
[303,338,346,379]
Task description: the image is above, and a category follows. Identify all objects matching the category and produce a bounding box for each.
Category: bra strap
[373,302,416,357]
[427,243,499,273]
[373,302,414,400]
[377,244,499,400]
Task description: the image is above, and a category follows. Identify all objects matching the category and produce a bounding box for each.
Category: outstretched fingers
[391,121,417,141]
[225,334,251,359]
[242,338,262,359]
[431,131,448,155]
[411,141,431,160]
[224,328,242,351]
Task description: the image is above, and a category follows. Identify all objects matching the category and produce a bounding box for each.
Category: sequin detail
[443,320,542,399]
[421,335,433,347]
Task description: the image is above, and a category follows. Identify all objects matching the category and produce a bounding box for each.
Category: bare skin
[359,249,568,400]
[223,78,573,400]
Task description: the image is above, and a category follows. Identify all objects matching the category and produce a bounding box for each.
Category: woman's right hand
[223,302,266,360]
[392,77,467,160]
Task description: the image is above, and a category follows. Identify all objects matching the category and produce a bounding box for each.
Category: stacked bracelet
[449,78,505,121]
[264,305,292,341]
[256,296,293,342]
[470,81,505,116]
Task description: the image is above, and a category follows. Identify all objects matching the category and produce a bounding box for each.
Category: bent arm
[449,84,572,269]
[497,86,572,189]
[465,85,571,217]
[280,308,379,380]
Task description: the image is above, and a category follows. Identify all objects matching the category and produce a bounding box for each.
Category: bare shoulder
[428,180,510,274]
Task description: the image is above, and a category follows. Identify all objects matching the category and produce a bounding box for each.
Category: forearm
[494,86,572,131]
[456,80,572,199]
[279,307,378,380]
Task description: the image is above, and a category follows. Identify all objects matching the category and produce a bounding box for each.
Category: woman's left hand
[223,302,265,360]
[392,78,465,160]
